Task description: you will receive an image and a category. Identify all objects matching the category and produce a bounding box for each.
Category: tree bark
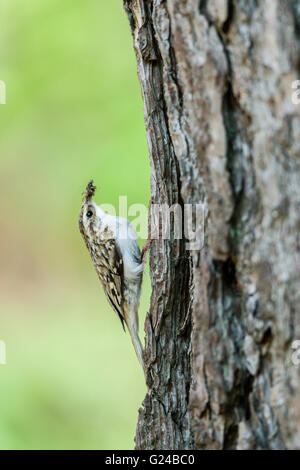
[124,0,300,450]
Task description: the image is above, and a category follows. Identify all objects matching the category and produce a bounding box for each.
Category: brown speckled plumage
[78,180,145,372]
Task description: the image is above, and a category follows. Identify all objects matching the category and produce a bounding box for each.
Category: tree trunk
[123,0,300,450]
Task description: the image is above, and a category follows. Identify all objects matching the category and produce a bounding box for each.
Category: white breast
[93,202,143,283]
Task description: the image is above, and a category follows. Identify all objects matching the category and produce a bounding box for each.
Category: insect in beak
[82,179,97,203]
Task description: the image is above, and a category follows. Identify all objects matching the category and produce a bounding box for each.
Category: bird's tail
[126,319,144,374]
[123,289,145,375]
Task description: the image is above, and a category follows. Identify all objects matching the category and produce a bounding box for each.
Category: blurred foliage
[0,0,150,449]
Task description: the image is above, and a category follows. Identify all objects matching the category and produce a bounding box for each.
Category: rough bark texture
[124,0,300,450]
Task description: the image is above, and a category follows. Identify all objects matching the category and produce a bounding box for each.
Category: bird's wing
[94,238,126,331]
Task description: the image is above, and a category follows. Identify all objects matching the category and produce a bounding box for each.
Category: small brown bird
[78,180,145,372]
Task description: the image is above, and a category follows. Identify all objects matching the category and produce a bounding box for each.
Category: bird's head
[78,180,102,246]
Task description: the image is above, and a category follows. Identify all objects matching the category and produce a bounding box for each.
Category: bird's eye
[86,210,93,218]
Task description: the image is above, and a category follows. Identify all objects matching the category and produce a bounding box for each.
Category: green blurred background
[0,0,150,449]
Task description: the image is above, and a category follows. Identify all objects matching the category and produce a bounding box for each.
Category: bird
[78,180,146,373]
